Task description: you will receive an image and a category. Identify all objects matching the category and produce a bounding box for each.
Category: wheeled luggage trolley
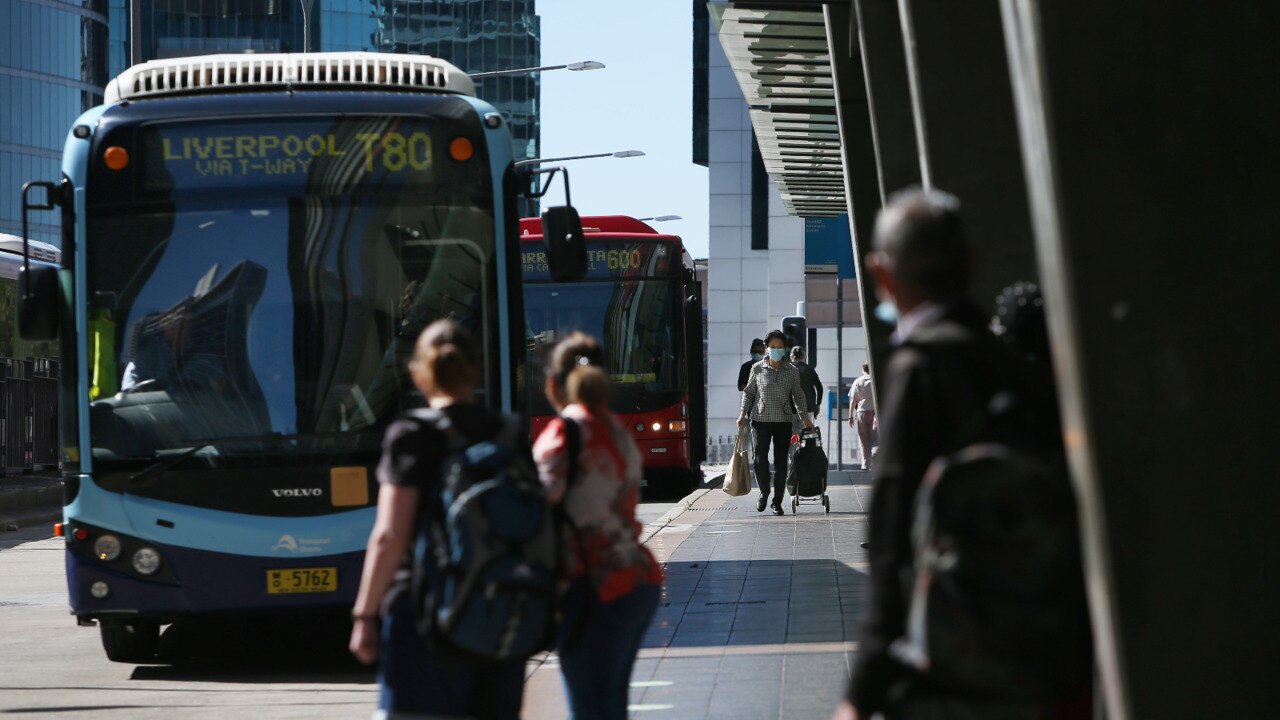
[787,428,830,513]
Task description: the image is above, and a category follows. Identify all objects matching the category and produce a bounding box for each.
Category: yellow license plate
[266,567,338,595]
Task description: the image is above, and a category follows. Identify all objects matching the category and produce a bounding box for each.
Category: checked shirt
[740,359,807,423]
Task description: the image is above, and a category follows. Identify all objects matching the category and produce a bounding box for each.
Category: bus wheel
[100,620,160,663]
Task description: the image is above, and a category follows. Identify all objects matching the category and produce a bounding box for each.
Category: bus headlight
[132,547,162,576]
[635,423,645,432]
[668,421,687,432]
[90,581,111,599]
[651,422,662,432]
[94,535,122,562]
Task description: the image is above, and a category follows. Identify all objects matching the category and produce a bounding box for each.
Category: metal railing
[0,358,59,477]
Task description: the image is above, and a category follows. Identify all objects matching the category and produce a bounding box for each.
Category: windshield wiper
[127,442,217,491]
[124,430,365,490]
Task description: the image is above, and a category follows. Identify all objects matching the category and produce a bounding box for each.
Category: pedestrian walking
[738,330,814,515]
[848,362,876,470]
[349,319,526,720]
[790,346,824,432]
[738,338,766,391]
[833,189,1090,720]
[533,332,665,720]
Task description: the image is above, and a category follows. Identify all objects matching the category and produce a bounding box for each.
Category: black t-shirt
[377,404,515,584]
[377,403,506,491]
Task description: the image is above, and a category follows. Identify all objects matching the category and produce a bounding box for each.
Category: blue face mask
[751,353,764,362]
[767,348,787,361]
[874,300,899,325]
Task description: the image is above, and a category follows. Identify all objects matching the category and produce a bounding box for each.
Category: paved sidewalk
[523,469,875,719]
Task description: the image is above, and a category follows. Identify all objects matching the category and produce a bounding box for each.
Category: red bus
[520,215,706,493]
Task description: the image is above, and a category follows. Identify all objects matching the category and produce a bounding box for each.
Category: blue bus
[16,52,584,663]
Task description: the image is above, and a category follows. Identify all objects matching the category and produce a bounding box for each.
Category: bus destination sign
[143,118,434,190]
[522,241,673,282]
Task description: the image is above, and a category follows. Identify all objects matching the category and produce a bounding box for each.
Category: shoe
[757,496,768,512]
[860,542,870,549]
[772,504,784,516]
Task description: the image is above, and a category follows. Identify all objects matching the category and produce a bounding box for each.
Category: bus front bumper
[66,540,365,621]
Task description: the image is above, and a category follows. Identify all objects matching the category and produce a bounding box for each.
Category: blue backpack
[408,410,559,663]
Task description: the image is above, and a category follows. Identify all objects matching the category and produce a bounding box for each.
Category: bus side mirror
[18,180,61,341]
[541,205,587,282]
[18,264,60,341]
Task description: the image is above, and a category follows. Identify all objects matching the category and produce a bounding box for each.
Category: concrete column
[853,0,921,201]
[1002,2,1280,718]
[825,3,893,398]
[898,0,1039,309]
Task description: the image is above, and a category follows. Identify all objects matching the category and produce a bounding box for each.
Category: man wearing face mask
[833,189,1086,720]
[738,330,814,515]
[738,338,766,392]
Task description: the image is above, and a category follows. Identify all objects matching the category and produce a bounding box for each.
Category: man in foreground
[834,188,1089,719]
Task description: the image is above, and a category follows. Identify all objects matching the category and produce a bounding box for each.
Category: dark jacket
[792,361,823,414]
[738,358,756,392]
[847,300,1037,714]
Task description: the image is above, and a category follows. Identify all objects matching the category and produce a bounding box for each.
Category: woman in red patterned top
[533,332,664,720]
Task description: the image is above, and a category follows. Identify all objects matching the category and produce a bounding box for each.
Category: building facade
[107,0,541,196]
[1,0,109,244]
[371,0,540,163]
[105,0,381,78]
[695,3,868,464]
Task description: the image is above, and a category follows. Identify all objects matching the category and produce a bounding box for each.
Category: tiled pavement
[523,469,876,719]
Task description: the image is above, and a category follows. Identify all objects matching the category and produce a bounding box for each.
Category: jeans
[378,590,525,719]
[752,420,793,503]
[558,578,661,720]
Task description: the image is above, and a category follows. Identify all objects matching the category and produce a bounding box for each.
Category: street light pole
[515,150,644,169]
[298,0,315,53]
[470,60,605,79]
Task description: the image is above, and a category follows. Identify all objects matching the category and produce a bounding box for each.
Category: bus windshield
[525,278,683,415]
[85,115,496,471]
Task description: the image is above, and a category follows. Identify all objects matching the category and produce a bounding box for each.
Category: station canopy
[709,3,845,217]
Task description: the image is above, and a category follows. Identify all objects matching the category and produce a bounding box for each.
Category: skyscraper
[1,0,109,243]
[105,1,541,165]
[2,1,541,245]
[370,1,540,164]
[105,0,380,78]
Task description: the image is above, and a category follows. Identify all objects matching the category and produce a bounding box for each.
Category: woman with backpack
[349,319,526,720]
[533,333,665,720]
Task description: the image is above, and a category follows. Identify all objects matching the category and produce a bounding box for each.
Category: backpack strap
[405,407,465,575]
[555,414,591,653]
[560,415,582,488]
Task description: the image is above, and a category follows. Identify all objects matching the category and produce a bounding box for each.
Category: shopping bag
[723,426,752,497]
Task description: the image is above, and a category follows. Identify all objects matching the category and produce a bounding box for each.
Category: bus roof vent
[105,52,475,103]
[0,234,62,264]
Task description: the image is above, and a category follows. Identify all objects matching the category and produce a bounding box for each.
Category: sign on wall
[804,215,855,278]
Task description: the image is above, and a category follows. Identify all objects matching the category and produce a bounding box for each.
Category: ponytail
[566,364,610,412]
[547,332,610,412]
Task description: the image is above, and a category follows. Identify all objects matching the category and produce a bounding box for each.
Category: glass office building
[104,1,539,165]
[2,0,540,243]
[1,0,109,243]
[371,0,541,164]
[105,0,380,77]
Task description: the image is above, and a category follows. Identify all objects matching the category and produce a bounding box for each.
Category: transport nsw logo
[271,534,332,554]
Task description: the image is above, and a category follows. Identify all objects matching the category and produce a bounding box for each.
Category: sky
[535,1,710,258]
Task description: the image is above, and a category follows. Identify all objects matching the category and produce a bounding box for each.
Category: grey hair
[790,346,805,362]
[873,187,971,300]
